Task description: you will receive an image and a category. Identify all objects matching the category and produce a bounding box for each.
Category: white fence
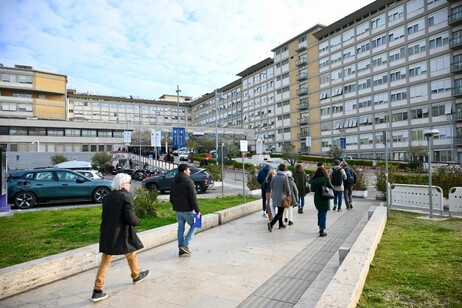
[390,184,444,215]
[449,187,462,216]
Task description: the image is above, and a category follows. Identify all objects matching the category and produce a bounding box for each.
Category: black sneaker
[338,208,342,212]
[320,230,327,237]
[333,206,337,211]
[90,290,108,302]
[288,221,293,226]
[179,250,188,256]
[284,218,288,222]
[180,245,191,255]
[279,224,286,229]
[133,270,151,284]
[267,222,272,232]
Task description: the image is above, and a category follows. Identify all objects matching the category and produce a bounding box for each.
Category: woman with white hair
[283,170,299,226]
[90,173,150,302]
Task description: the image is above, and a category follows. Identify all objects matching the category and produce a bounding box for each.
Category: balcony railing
[454,136,462,145]
[297,87,309,95]
[296,57,308,66]
[296,41,308,52]
[297,117,309,125]
[298,132,309,139]
[298,102,309,110]
[449,11,462,26]
[452,86,462,97]
[296,72,308,81]
[453,111,462,121]
[449,36,462,50]
[451,62,462,73]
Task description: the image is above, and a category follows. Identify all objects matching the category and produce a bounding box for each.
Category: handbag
[282,176,292,208]
[321,179,334,200]
[283,195,292,208]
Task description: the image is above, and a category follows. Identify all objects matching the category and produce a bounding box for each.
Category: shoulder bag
[321,178,334,200]
[282,176,292,208]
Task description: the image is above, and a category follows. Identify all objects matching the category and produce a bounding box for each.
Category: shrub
[133,187,160,218]
[205,163,222,182]
[91,152,113,173]
[50,154,68,165]
[353,167,368,191]
[433,165,462,198]
[374,165,462,198]
[247,166,260,190]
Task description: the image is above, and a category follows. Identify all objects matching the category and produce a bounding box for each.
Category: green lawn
[0,196,254,268]
[358,211,462,308]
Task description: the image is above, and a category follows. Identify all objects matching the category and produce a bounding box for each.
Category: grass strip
[358,211,462,308]
[0,196,255,268]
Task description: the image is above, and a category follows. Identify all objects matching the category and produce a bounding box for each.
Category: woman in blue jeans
[309,162,334,237]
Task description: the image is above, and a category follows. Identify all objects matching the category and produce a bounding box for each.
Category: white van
[54,161,92,170]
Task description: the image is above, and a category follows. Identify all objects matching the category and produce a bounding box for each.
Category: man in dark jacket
[91,173,150,302]
[257,159,272,217]
[170,163,201,256]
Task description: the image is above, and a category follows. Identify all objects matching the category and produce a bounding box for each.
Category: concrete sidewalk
[0,197,383,307]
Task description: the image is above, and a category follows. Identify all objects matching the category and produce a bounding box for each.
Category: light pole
[424,129,439,218]
[176,85,181,155]
[215,90,223,165]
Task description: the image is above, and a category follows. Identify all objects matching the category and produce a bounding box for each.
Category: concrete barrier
[0,201,260,300]
[315,206,387,308]
[215,200,261,224]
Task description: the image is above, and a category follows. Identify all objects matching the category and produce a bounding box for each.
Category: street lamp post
[176,85,181,155]
[424,129,439,218]
[215,90,223,165]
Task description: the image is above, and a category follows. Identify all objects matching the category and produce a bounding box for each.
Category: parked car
[7,169,112,209]
[142,167,214,194]
[172,147,189,156]
[75,169,104,180]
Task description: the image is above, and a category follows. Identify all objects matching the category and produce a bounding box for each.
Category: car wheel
[195,182,204,194]
[14,191,37,209]
[92,187,110,203]
[146,183,159,192]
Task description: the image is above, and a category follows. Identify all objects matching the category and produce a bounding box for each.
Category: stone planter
[352,190,368,198]
[375,191,386,201]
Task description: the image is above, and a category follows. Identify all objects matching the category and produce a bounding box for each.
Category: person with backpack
[341,161,356,210]
[257,159,272,218]
[328,159,347,212]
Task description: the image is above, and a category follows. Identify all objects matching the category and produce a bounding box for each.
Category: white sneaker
[263,213,268,218]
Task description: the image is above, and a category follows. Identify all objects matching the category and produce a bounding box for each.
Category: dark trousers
[317,210,327,230]
[261,185,266,211]
[270,206,284,227]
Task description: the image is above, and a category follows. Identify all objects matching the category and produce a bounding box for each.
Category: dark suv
[142,167,214,194]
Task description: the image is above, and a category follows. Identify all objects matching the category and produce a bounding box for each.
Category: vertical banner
[150,129,161,147]
[172,127,178,148]
[305,136,311,147]
[173,127,186,148]
[0,146,10,215]
[340,137,346,149]
[178,128,186,147]
[123,131,132,145]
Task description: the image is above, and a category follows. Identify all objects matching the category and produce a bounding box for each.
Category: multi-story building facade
[309,0,461,162]
[1,0,461,164]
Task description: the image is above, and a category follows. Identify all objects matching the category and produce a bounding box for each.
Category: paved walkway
[0,196,381,307]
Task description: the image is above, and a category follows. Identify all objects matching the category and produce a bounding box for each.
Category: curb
[314,206,387,308]
[0,200,261,300]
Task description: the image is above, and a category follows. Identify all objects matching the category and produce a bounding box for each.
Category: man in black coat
[170,163,201,256]
[91,173,150,302]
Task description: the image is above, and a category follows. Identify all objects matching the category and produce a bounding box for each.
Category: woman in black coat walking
[91,173,150,302]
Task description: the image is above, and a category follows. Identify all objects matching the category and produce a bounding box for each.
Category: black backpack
[331,168,343,186]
